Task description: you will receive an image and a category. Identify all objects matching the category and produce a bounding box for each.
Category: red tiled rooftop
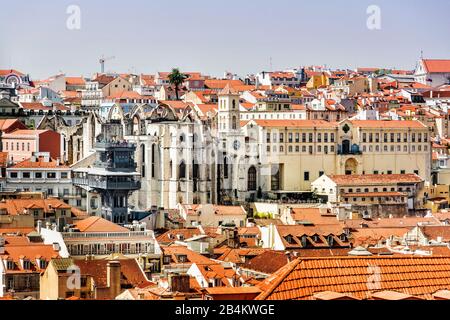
[11,156,69,169]
[73,216,129,233]
[256,256,450,300]
[422,59,450,73]
[327,174,423,185]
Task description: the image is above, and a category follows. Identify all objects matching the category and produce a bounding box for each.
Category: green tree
[168,68,187,100]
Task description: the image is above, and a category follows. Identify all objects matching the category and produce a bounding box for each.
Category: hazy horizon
[1,0,450,80]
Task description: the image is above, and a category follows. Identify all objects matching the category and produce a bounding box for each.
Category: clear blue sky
[1,0,449,79]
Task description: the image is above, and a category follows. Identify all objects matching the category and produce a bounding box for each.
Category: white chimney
[52,243,60,251]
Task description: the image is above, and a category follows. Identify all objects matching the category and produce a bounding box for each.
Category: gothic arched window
[248,166,257,191]
[151,144,156,178]
[140,144,146,178]
[179,161,186,179]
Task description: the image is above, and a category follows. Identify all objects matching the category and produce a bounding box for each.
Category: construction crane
[99,55,115,73]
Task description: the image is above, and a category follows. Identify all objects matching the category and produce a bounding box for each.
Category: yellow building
[243,119,431,197]
[306,73,329,89]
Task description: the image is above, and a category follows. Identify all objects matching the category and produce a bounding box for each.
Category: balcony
[337,144,362,155]
[95,141,136,150]
[73,177,141,190]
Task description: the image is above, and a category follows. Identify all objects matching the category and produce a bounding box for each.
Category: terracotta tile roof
[432,211,450,222]
[195,262,238,286]
[20,102,69,111]
[162,245,213,265]
[70,207,89,218]
[290,208,340,226]
[204,79,244,90]
[195,103,218,116]
[159,100,194,110]
[93,74,117,85]
[256,256,450,300]
[291,104,306,110]
[215,248,267,264]
[238,227,260,236]
[344,217,439,229]
[252,119,338,128]
[156,228,202,244]
[270,72,296,79]
[3,129,50,138]
[73,259,151,288]
[0,69,24,76]
[1,235,60,273]
[422,59,450,73]
[219,84,239,95]
[0,119,26,133]
[0,227,35,235]
[0,198,71,215]
[351,228,409,246]
[203,286,262,297]
[276,225,349,249]
[419,225,450,241]
[350,120,427,129]
[10,156,68,168]
[327,173,423,185]
[183,204,246,216]
[65,77,85,86]
[242,251,290,274]
[73,216,129,233]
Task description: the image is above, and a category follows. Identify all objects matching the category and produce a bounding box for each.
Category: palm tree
[168,68,187,100]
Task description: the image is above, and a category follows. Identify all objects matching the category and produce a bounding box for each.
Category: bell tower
[218,84,240,135]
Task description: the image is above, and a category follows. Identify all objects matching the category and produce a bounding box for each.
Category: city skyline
[1,0,450,79]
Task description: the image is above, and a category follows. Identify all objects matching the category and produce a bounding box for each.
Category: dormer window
[312,234,320,242]
[23,259,31,270]
[285,235,294,244]
[327,235,335,246]
[39,259,47,269]
[163,255,171,264]
[340,234,347,242]
[177,254,187,263]
[6,260,14,270]
[300,235,308,247]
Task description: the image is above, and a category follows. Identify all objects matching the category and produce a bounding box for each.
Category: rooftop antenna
[420,50,424,60]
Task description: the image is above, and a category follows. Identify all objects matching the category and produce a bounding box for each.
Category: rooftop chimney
[107,261,121,299]
[168,273,190,293]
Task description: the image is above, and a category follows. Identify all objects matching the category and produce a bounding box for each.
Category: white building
[415,59,450,87]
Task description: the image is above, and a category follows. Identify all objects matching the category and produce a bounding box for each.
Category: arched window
[223,156,228,178]
[232,116,237,130]
[248,166,257,191]
[232,99,236,109]
[151,144,156,178]
[140,145,146,178]
[179,161,186,179]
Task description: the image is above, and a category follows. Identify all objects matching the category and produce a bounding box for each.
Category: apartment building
[6,152,72,199]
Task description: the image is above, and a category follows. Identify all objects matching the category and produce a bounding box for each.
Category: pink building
[2,129,61,163]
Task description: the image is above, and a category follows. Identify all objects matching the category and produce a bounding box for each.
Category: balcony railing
[73,177,141,190]
[95,141,136,149]
[62,230,153,239]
